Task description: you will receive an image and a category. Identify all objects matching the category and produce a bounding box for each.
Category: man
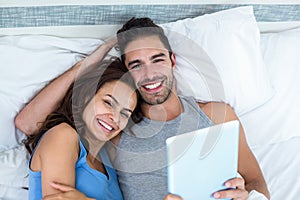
[112,17,269,200]
[15,18,270,200]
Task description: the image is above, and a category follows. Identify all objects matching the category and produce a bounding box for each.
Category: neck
[83,131,106,159]
[142,90,183,121]
[82,129,108,176]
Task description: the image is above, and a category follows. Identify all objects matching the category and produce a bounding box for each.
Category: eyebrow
[106,94,133,113]
[127,52,167,67]
[151,53,166,60]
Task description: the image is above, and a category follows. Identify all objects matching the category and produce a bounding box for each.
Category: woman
[24,58,142,200]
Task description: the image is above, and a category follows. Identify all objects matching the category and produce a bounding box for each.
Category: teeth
[97,119,113,131]
[144,82,161,89]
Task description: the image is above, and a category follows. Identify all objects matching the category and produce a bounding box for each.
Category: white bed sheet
[0,185,28,200]
[240,27,300,147]
[243,27,300,200]
[2,137,300,200]
[0,145,28,200]
[251,136,300,200]
[0,23,300,200]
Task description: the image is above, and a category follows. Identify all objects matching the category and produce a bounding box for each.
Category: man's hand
[213,177,248,200]
[42,182,95,200]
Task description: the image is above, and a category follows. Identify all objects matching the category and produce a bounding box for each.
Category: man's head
[117,17,176,105]
[117,17,173,62]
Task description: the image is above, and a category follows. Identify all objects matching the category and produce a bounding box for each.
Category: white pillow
[0,35,103,150]
[240,27,300,147]
[161,6,275,116]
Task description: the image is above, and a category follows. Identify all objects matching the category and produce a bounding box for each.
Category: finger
[49,182,74,192]
[42,193,61,200]
[213,188,247,199]
[225,177,245,189]
[164,194,183,200]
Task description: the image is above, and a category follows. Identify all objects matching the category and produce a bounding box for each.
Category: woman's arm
[42,182,94,200]
[34,123,79,196]
[199,102,270,199]
[42,183,182,200]
[15,38,117,136]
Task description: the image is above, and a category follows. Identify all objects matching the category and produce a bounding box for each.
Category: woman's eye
[104,100,112,107]
[120,112,130,119]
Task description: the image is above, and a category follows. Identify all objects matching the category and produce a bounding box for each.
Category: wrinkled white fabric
[248,190,268,200]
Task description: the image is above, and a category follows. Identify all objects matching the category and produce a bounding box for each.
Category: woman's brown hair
[24,57,142,154]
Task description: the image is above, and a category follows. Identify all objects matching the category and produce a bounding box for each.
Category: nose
[109,110,120,125]
[141,63,154,79]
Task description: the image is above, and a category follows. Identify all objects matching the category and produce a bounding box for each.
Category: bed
[0,1,300,199]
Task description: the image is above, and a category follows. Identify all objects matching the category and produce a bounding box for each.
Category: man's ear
[170,52,176,69]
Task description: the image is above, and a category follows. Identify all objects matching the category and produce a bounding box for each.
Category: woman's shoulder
[49,122,76,133]
[38,122,79,156]
[43,122,77,141]
[31,122,79,171]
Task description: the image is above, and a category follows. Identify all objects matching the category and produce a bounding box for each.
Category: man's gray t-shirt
[114,96,213,200]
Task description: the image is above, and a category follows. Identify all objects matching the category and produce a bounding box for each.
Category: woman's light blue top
[28,135,123,200]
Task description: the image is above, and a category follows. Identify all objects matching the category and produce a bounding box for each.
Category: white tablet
[166,120,239,200]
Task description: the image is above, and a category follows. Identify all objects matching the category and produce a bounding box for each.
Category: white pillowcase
[0,35,103,150]
[240,27,300,147]
[161,6,275,116]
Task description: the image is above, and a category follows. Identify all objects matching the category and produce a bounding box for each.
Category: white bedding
[2,142,300,200]
[0,6,299,200]
[240,27,300,147]
[0,146,28,199]
[252,137,300,200]
[2,138,300,200]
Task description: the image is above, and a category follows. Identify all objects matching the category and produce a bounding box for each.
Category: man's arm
[15,38,117,136]
[199,102,270,199]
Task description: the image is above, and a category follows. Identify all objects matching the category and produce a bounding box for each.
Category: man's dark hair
[117,17,173,63]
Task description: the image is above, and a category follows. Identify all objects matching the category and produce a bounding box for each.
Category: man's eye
[131,64,142,70]
[153,59,163,63]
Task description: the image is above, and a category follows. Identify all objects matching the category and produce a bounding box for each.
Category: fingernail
[213,192,220,198]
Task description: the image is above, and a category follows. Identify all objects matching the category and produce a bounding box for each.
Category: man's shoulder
[197,101,227,109]
[197,101,237,124]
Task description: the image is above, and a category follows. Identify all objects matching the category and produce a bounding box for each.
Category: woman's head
[65,57,143,139]
[82,80,137,142]
[79,66,139,142]
[25,57,142,154]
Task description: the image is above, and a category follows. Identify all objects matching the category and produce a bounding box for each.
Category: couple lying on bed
[15,17,270,200]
